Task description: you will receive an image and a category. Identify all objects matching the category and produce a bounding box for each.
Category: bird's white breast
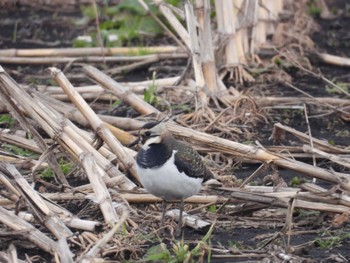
[136,151,203,200]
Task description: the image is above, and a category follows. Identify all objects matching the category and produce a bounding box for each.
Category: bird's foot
[175,221,183,237]
[175,227,183,237]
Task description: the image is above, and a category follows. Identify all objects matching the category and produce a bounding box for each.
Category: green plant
[2,144,37,158]
[0,114,16,128]
[40,167,54,179]
[190,222,214,262]
[315,232,350,249]
[273,57,282,66]
[72,36,94,48]
[227,240,243,250]
[112,99,122,108]
[144,221,215,262]
[165,0,181,6]
[144,72,158,105]
[144,243,172,262]
[171,103,193,114]
[290,176,301,187]
[325,82,349,95]
[249,181,258,186]
[74,0,169,48]
[295,209,319,217]
[127,47,154,56]
[315,236,341,249]
[328,139,335,146]
[335,129,350,137]
[172,240,192,263]
[307,0,322,17]
[40,158,74,179]
[207,205,217,213]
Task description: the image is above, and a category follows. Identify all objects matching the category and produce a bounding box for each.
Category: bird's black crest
[142,121,161,130]
[141,111,172,130]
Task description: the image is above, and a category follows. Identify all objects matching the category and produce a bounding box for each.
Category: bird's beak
[126,137,141,148]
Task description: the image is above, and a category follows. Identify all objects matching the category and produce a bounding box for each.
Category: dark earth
[0,0,350,262]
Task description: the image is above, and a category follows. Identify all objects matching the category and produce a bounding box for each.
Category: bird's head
[140,123,164,147]
[127,122,170,149]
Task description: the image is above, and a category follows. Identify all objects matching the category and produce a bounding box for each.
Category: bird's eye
[144,131,152,137]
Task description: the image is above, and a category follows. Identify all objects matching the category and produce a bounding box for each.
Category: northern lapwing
[134,122,215,235]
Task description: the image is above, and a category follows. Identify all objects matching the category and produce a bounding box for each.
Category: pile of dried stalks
[0,0,350,262]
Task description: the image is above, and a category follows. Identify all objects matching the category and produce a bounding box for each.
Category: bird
[135,122,215,235]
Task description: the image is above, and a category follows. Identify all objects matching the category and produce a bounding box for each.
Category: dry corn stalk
[0,205,70,262]
[0,53,187,65]
[155,0,191,48]
[0,67,69,185]
[49,67,140,182]
[196,0,221,96]
[0,163,74,263]
[185,2,205,92]
[0,46,182,57]
[33,90,144,132]
[167,123,350,191]
[36,76,180,95]
[80,153,120,224]
[215,0,254,83]
[83,65,159,116]
[0,66,136,190]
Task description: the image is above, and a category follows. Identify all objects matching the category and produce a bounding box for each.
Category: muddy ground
[0,0,350,262]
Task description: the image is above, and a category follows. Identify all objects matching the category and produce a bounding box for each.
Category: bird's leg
[160,200,167,228]
[176,199,184,236]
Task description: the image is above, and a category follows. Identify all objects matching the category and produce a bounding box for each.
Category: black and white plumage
[135,123,214,234]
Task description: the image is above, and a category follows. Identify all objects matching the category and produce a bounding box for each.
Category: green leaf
[2,144,37,158]
[40,167,54,179]
[273,58,282,66]
[144,244,171,261]
[144,88,155,104]
[139,16,163,35]
[0,114,16,126]
[105,31,122,47]
[39,158,74,179]
[74,0,166,48]
[100,19,120,30]
[290,176,301,187]
[207,205,217,213]
[116,0,147,15]
[81,5,98,19]
[307,0,322,17]
[165,0,181,6]
[112,99,122,107]
[144,73,157,104]
[74,16,90,26]
[105,6,120,16]
[72,36,93,48]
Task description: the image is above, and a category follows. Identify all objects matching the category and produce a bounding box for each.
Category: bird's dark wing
[173,142,214,182]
